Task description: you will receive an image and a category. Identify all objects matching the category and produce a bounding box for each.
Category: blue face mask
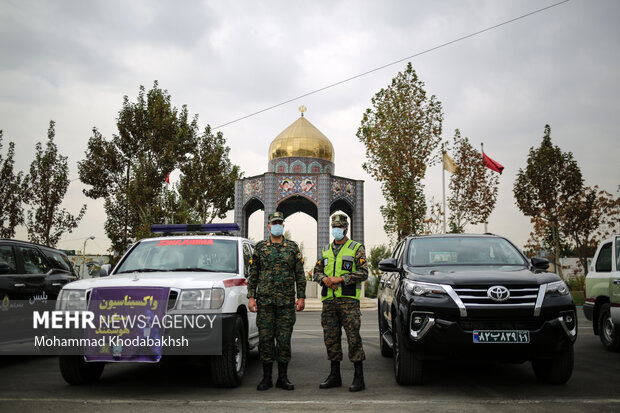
[332,227,345,241]
[270,224,284,237]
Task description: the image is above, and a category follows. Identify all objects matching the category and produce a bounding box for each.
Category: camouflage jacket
[247,237,306,305]
[313,240,368,285]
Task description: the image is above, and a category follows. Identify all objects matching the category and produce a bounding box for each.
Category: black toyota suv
[377,234,576,385]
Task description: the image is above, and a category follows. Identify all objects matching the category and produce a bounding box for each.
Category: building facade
[234,110,364,257]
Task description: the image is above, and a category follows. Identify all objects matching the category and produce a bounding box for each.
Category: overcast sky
[1,0,618,260]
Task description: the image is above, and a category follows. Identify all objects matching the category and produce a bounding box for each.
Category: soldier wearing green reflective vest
[313,214,368,392]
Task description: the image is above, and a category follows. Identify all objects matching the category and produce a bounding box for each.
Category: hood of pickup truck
[63,272,240,290]
[405,266,560,286]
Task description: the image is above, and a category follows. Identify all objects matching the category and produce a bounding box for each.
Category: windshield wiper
[116,268,163,274]
[166,267,220,272]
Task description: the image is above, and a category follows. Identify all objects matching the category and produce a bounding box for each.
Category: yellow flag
[443,151,457,173]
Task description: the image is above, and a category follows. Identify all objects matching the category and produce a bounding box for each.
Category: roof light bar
[150,223,240,234]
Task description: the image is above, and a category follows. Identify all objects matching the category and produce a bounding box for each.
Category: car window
[243,243,253,277]
[0,245,17,273]
[407,237,527,267]
[616,237,620,271]
[392,242,403,261]
[43,250,73,272]
[116,238,239,274]
[19,247,51,274]
[395,241,406,266]
[595,242,612,272]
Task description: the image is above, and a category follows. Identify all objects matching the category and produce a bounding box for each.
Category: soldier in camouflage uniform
[313,214,368,392]
[247,211,306,391]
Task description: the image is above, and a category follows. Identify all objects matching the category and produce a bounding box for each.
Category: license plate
[473,330,530,343]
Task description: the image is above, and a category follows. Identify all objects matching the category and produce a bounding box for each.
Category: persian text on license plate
[473,330,530,343]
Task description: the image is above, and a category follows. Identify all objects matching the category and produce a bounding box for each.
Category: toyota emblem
[487,285,510,302]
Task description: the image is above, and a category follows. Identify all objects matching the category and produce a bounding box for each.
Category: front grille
[167,290,179,310]
[458,319,543,331]
[453,285,539,308]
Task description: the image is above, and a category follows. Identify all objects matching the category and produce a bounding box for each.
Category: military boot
[275,362,294,390]
[349,361,365,392]
[257,362,273,391]
[319,360,342,389]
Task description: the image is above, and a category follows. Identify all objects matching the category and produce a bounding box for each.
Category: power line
[213,0,570,130]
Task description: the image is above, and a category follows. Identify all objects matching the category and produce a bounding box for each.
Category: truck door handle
[613,279,620,285]
[14,283,25,288]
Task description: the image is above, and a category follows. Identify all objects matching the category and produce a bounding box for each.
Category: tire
[210,315,247,387]
[598,303,620,352]
[59,356,104,385]
[378,305,393,358]
[392,316,423,385]
[531,344,574,384]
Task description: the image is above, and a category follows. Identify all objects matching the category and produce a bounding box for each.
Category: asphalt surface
[0,309,618,412]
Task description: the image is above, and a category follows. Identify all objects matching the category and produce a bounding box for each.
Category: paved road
[0,310,618,412]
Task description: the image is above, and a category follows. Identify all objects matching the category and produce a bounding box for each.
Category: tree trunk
[551,224,564,279]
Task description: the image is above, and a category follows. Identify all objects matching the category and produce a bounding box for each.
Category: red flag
[483,152,504,174]
[165,173,170,184]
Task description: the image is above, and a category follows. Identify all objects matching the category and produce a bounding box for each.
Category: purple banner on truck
[85,287,170,362]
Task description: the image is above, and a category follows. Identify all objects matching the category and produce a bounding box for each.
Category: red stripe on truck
[223,278,247,288]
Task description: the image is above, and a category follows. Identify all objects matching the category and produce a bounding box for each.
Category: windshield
[116,238,239,274]
[407,237,527,267]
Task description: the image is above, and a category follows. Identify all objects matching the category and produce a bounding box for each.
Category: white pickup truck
[54,224,258,386]
[583,235,620,351]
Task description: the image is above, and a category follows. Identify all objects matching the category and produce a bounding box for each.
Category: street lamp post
[82,236,95,278]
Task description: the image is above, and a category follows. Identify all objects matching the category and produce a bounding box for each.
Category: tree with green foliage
[79,82,199,254]
[23,121,86,246]
[447,130,499,233]
[0,131,26,238]
[368,244,392,274]
[365,244,392,298]
[178,125,241,223]
[513,125,583,278]
[561,186,620,274]
[357,63,443,241]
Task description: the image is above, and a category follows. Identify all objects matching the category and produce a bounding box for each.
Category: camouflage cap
[268,211,285,223]
[331,214,348,227]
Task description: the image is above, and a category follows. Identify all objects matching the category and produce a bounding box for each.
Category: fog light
[409,312,435,341]
[412,316,424,329]
[558,311,577,340]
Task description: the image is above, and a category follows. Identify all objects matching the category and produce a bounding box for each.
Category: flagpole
[481,143,487,234]
[442,151,447,234]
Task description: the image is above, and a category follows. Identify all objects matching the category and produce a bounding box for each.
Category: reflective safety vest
[321,239,362,301]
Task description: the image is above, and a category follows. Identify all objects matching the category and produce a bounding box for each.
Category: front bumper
[403,311,577,362]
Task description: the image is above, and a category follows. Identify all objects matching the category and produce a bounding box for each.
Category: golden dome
[269,116,334,162]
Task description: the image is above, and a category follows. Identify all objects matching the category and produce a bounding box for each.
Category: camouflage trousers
[257,303,296,363]
[321,297,365,362]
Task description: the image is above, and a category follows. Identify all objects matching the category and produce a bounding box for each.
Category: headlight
[178,288,225,310]
[56,289,88,310]
[545,280,569,296]
[404,279,447,296]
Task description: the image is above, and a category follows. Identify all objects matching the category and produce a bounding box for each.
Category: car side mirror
[0,262,10,275]
[531,257,550,271]
[99,264,112,277]
[378,257,399,272]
